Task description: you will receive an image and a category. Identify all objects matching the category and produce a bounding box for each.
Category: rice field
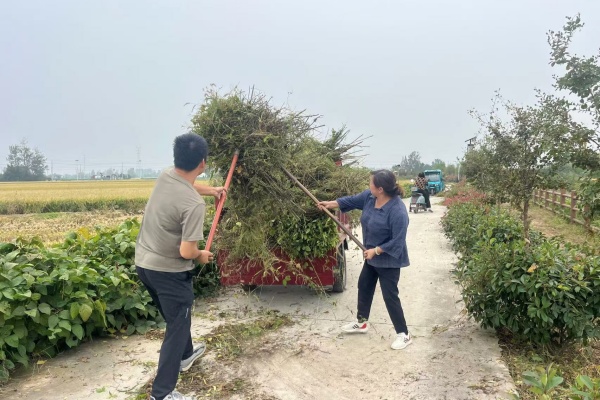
[0,179,219,201]
[0,180,157,202]
[0,179,208,214]
[0,179,215,244]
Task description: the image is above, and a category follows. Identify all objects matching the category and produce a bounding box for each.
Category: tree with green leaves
[548,14,600,222]
[461,136,509,202]
[2,139,48,181]
[430,158,446,171]
[468,93,574,238]
[445,162,457,177]
[392,151,425,178]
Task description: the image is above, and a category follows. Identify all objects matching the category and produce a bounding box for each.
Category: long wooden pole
[281,167,366,252]
[204,150,239,251]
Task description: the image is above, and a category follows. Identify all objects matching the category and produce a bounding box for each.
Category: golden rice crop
[0,180,155,202]
[0,179,207,214]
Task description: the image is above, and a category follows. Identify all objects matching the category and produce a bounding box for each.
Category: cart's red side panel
[217,210,350,287]
[218,246,339,286]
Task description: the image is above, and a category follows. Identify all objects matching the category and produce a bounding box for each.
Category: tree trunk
[523,199,530,242]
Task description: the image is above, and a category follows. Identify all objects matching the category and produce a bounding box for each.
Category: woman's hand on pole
[317,200,339,211]
[364,248,377,260]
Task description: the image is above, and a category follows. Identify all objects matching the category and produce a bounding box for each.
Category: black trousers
[136,267,194,400]
[357,262,408,334]
[416,188,431,208]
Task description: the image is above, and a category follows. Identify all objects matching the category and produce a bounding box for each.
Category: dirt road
[2,197,516,399]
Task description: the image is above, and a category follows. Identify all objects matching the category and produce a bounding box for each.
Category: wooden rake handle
[281,167,366,252]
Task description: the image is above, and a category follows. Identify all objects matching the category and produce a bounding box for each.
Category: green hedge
[0,196,217,215]
[0,218,222,383]
[0,198,149,215]
[0,219,164,383]
[442,203,600,345]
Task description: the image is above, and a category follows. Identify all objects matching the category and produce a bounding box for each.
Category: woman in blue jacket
[318,169,412,350]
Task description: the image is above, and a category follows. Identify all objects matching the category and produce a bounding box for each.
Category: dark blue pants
[136,267,194,400]
[357,262,408,334]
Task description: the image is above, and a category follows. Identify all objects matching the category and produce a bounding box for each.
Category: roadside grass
[527,205,600,251]
[500,331,600,400]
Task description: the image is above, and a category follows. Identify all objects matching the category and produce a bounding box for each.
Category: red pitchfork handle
[204,150,239,252]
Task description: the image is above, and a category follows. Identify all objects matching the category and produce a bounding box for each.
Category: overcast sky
[1,0,600,175]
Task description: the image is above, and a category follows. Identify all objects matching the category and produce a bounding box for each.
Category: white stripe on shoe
[180,343,206,372]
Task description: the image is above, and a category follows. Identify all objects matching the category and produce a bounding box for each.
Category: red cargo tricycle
[217,211,350,292]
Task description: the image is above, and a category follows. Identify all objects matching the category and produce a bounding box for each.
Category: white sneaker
[341,321,369,333]
[151,390,195,400]
[391,332,413,350]
[427,208,433,213]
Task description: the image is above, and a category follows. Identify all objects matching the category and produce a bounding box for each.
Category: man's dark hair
[371,169,402,197]
[173,133,208,172]
[418,172,425,178]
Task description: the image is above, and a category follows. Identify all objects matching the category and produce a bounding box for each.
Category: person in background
[415,172,433,212]
[318,169,413,350]
[135,133,224,400]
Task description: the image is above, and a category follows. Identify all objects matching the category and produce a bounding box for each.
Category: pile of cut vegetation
[191,87,368,285]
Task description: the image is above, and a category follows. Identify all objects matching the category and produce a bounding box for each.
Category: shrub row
[442,202,600,345]
[0,199,149,215]
[0,219,221,383]
[0,220,161,383]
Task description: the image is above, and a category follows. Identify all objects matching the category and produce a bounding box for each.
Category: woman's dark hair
[173,133,208,172]
[418,172,425,178]
[371,169,403,197]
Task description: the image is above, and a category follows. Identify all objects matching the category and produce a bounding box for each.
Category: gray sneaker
[151,390,195,400]
[180,343,206,372]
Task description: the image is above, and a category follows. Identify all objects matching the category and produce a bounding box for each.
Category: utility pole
[83,155,86,180]
[460,137,476,182]
[465,137,476,152]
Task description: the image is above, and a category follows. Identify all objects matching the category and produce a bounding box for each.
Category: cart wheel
[332,245,347,293]
[241,284,258,293]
